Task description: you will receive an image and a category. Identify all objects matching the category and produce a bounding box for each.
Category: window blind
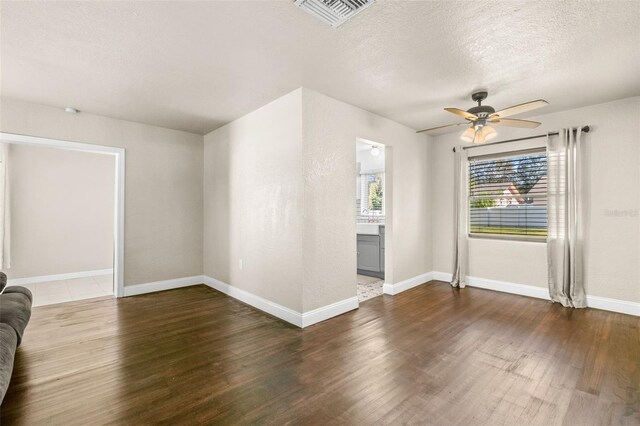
[469,150,547,238]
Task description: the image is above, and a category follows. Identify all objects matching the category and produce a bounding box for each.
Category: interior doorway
[356,138,386,302]
[0,132,125,300]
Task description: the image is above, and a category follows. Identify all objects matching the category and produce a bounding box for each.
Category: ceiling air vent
[295,0,374,28]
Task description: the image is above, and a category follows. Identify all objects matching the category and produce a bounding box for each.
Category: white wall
[203,88,432,313]
[3,144,114,278]
[0,98,204,287]
[204,89,304,312]
[302,88,431,311]
[431,96,640,303]
[5,91,632,314]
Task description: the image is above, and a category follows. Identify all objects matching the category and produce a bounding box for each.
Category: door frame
[0,132,126,297]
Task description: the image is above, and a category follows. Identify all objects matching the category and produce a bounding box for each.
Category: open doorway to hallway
[2,142,116,306]
[356,139,386,302]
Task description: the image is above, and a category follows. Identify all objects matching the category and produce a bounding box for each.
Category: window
[469,150,547,239]
[360,172,384,215]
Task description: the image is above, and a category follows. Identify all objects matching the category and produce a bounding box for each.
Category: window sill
[468,233,547,243]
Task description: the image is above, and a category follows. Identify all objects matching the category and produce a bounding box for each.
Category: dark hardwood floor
[2,281,639,425]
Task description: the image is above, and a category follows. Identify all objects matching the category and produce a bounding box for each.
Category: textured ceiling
[1,1,639,135]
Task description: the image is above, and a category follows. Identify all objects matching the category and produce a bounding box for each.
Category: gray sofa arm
[0,323,18,405]
[0,288,32,346]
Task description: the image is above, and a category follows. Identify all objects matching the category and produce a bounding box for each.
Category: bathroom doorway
[356,139,386,302]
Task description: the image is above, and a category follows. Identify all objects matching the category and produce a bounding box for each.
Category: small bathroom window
[361,172,384,215]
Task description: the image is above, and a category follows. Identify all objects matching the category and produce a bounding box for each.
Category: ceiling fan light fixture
[416,92,549,137]
[460,127,475,142]
[481,125,497,141]
[370,145,380,156]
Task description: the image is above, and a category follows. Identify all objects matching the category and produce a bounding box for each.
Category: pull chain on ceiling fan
[417,92,549,144]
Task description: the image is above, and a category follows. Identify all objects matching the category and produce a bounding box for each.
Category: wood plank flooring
[1,282,638,425]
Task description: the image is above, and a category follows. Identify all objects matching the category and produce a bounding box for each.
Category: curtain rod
[452,126,590,152]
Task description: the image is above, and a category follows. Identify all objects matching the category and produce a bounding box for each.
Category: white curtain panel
[0,143,9,270]
[451,146,469,288]
[547,128,586,308]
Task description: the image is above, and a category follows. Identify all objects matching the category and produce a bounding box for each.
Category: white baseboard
[7,268,114,286]
[302,297,359,328]
[467,276,550,300]
[38,269,635,318]
[430,271,639,317]
[383,272,433,295]
[203,276,358,328]
[123,275,205,297]
[431,271,453,282]
[586,295,640,317]
[203,276,303,327]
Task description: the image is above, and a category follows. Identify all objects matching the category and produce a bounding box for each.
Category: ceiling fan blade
[490,118,541,128]
[416,122,469,133]
[444,108,478,121]
[490,99,549,118]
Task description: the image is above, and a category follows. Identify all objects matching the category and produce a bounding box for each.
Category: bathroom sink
[357,223,381,235]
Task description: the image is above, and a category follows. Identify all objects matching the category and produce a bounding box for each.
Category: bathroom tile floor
[357,274,384,302]
[10,274,114,307]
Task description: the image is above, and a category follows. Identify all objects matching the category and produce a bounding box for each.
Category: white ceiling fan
[417,91,549,144]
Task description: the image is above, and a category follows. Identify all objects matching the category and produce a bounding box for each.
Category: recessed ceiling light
[64,107,79,114]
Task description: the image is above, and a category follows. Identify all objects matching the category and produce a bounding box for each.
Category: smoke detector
[295,0,374,28]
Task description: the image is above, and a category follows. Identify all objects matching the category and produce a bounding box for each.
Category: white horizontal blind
[469,150,547,238]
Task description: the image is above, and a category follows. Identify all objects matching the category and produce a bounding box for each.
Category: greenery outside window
[361,172,384,215]
[469,149,547,239]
